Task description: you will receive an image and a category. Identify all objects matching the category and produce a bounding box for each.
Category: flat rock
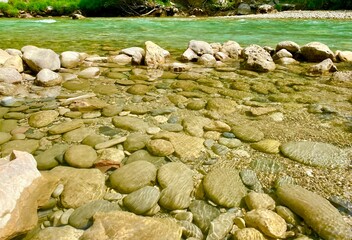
[62,127,95,143]
[276,41,300,54]
[280,141,349,168]
[0,132,11,145]
[69,200,121,229]
[153,132,205,162]
[78,67,100,78]
[48,119,84,135]
[109,160,157,194]
[203,168,247,208]
[50,166,106,208]
[231,125,264,142]
[22,47,60,72]
[28,110,59,128]
[1,139,39,157]
[123,186,160,215]
[112,116,149,133]
[251,139,281,154]
[81,211,182,240]
[207,212,237,240]
[244,209,287,238]
[29,225,84,240]
[277,184,352,240]
[183,116,212,137]
[64,145,97,168]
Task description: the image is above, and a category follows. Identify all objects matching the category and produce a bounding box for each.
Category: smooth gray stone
[123,186,160,215]
[280,141,349,168]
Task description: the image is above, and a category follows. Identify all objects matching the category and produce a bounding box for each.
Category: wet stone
[245,192,276,210]
[0,132,12,145]
[125,149,166,167]
[251,139,281,154]
[63,127,95,143]
[233,228,266,240]
[48,120,84,135]
[69,199,121,229]
[218,137,242,148]
[231,125,264,142]
[0,119,18,133]
[280,141,349,168]
[35,143,69,170]
[123,186,160,215]
[82,134,109,147]
[203,168,247,208]
[110,160,157,194]
[64,145,97,168]
[123,132,150,152]
[277,184,352,240]
[189,200,221,233]
[112,116,149,133]
[146,139,174,157]
[244,209,287,238]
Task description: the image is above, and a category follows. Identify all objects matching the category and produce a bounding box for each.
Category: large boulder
[35,68,63,86]
[300,42,335,62]
[60,51,81,68]
[307,58,337,75]
[0,67,22,83]
[188,40,213,56]
[22,47,60,72]
[3,55,24,72]
[276,41,300,54]
[242,44,276,72]
[0,151,43,240]
[144,41,169,68]
[221,40,242,59]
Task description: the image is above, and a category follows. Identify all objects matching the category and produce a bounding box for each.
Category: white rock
[22,47,60,72]
[60,51,81,68]
[189,40,213,55]
[0,67,22,83]
[3,55,24,72]
[36,69,63,87]
[336,50,352,62]
[181,48,198,62]
[0,49,11,65]
[145,41,167,68]
[78,67,100,78]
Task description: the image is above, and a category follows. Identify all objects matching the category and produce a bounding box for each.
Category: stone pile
[0,40,351,239]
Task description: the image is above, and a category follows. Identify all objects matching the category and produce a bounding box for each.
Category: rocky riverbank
[228,10,352,19]
[0,39,351,240]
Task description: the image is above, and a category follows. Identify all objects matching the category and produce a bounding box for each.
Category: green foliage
[0,2,19,17]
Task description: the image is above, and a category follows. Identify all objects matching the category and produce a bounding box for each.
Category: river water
[1,17,352,55]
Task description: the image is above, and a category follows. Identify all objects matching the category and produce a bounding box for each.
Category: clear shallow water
[0,17,351,55]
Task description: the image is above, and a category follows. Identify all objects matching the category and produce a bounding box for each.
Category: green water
[1,17,351,55]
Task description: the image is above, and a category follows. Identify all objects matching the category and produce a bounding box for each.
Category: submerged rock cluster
[0,40,351,239]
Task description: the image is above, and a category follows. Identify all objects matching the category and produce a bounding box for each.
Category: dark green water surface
[1,17,351,55]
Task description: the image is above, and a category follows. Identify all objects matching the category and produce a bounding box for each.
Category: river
[0,17,351,55]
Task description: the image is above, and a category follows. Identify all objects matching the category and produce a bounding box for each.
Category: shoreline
[224,10,352,19]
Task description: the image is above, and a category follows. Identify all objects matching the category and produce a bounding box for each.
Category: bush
[0,2,19,17]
